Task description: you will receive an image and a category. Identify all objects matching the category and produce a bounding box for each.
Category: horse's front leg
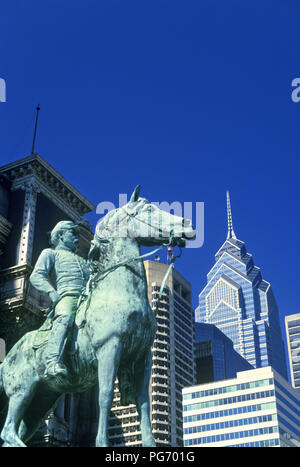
[135,351,156,447]
[1,381,37,447]
[95,336,122,447]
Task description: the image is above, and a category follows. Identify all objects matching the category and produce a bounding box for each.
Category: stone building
[0,153,96,446]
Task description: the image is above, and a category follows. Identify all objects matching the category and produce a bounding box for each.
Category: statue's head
[50,221,80,252]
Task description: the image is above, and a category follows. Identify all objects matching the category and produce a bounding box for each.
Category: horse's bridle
[84,203,183,311]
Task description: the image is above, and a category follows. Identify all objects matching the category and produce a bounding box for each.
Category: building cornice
[0,153,95,220]
[0,264,32,282]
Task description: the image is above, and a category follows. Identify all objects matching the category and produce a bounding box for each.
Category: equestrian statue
[0,185,195,447]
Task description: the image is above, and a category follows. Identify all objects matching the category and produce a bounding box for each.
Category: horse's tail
[118,365,136,406]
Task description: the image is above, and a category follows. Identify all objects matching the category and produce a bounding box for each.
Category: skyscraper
[194,322,253,385]
[108,259,195,447]
[195,192,288,380]
[285,313,300,391]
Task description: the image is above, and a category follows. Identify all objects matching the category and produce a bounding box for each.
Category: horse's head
[118,185,196,248]
[90,185,195,263]
[93,185,195,248]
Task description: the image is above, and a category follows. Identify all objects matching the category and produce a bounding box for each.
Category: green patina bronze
[0,185,195,447]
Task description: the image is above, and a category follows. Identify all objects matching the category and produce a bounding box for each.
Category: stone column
[14,179,40,266]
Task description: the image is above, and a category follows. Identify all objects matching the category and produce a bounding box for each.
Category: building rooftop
[0,153,95,218]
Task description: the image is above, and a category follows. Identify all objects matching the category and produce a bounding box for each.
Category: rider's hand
[48,290,61,306]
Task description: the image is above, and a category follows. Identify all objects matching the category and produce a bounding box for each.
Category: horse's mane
[94,198,149,241]
[94,208,118,239]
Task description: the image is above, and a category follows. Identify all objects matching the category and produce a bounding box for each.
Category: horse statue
[0,185,195,447]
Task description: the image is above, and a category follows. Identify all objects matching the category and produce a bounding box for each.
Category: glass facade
[195,196,288,380]
[194,322,253,384]
[183,367,300,447]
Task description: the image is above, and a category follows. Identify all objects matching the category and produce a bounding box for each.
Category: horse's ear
[130,185,141,202]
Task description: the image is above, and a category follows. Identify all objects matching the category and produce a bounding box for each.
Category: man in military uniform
[30,221,90,378]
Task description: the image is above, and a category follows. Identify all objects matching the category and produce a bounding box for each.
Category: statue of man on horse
[29,220,90,378]
[0,185,195,447]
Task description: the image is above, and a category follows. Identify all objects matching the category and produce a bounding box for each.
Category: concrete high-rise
[285,313,300,391]
[195,192,288,380]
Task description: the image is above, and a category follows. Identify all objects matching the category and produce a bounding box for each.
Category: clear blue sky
[1,1,300,347]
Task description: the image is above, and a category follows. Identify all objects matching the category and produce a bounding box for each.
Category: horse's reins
[87,205,181,284]
[154,246,182,313]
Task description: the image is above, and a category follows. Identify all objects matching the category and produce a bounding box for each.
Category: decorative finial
[226,191,237,240]
[31,105,40,155]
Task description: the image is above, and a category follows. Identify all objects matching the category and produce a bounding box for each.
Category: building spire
[31,105,40,155]
[226,190,237,240]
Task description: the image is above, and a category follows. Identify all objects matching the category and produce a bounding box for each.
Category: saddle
[31,265,100,352]
[32,293,89,352]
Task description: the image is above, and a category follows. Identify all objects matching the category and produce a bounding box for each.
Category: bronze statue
[29,220,90,378]
[0,185,195,447]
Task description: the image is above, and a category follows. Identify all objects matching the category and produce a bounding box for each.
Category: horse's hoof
[95,438,109,447]
[143,438,156,447]
[1,435,26,447]
[2,442,14,447]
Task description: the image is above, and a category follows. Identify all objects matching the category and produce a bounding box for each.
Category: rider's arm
[29,248,57,297]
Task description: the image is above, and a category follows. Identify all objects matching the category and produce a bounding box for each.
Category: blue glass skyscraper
[195,192,288,380]
[194,322,253,384]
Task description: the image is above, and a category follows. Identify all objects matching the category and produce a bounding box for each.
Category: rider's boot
[44,315,71,378]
